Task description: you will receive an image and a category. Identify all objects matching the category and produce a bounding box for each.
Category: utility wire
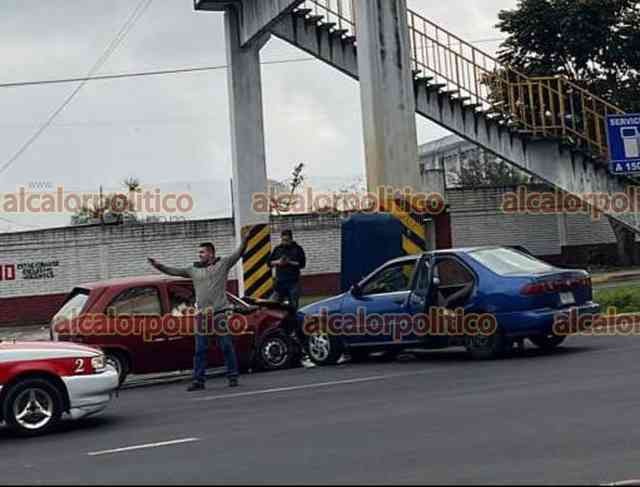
[0,0,154,179]
[0,37,506,90]
[0,58,316,89]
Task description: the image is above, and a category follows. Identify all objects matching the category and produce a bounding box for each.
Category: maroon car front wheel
[255,331,294,371]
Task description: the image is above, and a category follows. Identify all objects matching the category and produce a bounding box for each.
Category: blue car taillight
[521,276,591,296]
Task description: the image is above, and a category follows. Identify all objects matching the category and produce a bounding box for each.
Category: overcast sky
[0,0,516,232]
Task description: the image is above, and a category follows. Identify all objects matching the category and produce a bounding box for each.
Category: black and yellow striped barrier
[380,197,427,256]
[242,224,273,299]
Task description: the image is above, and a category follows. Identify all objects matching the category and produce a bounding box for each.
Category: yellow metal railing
[300,1,625,160]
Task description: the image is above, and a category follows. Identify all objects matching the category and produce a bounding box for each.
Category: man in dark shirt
[268,229,306,310]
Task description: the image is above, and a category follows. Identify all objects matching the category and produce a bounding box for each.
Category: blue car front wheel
[307,333,343,366]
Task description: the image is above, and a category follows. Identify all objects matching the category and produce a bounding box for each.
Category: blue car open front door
[339,257,420,347]
[404,254,436,344]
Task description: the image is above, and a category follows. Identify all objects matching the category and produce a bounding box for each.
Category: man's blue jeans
[193,312,239,384]
[273,281,301,310]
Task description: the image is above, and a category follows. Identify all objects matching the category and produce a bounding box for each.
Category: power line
[0,0,154,179]
[0,38,506,90]
[0,58,316,89]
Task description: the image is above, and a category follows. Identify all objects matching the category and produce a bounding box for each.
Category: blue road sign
[607,114,640,175]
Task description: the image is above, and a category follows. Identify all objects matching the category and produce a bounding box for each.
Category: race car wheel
[529,333,566,351]
[105,350,130,386]
[3,378,64,436]
[306,333,343,366]
[256,331,294,371]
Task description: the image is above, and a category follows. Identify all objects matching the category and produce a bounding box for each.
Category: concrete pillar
[421,156,446,198]
[225,7,273,298]
[353,0,421,193]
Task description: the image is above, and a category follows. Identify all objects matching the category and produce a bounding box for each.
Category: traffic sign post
[607,114,640,175]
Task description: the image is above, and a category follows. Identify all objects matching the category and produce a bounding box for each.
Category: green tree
[497,0,640,266]
[496,0,640,112]
[453,153,533,188]
[71,178,141,226]
[270,163,306,215]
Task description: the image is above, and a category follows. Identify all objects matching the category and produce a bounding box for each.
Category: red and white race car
[0,341,119,436]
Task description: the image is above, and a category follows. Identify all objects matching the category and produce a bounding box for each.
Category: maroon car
[50,276,301,384]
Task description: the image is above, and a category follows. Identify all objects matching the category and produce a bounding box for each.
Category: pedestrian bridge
[271,1,637,229]
[195,0,639,295]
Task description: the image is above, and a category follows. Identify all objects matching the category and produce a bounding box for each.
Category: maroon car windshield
[52,288,90,324]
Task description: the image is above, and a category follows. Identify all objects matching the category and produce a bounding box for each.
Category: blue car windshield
[469,247,554,276]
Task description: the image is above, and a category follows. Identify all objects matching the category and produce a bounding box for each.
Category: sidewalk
[591,268,640,285]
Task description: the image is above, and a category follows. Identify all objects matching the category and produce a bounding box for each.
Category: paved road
[2,334,640,485]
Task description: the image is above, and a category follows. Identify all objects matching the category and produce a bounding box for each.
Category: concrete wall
[447,186,620,262]
[0,215,342,300]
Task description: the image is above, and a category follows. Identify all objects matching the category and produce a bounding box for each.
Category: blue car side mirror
[350,284,362,298]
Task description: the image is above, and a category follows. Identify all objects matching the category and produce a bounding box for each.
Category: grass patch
[594,285,640,315]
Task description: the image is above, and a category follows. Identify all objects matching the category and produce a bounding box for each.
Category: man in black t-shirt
[268,229,306,310]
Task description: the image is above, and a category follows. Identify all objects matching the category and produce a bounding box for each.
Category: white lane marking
[194,369,437,402]
[88,438,200,457]
[603,480,640,486]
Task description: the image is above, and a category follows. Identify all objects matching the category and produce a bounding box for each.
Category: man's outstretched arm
[225,227,252,269]
[148,258,191,278]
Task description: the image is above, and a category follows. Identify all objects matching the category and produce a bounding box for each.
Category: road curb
[591,271,640,285]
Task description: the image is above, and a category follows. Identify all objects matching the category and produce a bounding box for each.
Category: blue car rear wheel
[466,329,509,360]
[529,333,566,351]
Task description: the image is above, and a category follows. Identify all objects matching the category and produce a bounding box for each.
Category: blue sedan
[298,246,600,365]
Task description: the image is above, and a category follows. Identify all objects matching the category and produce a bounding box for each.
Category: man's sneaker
[228,377,239,388]
[187,382,205,392]
[302,357,316,368]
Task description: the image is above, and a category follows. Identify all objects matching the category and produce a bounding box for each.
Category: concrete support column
[421,156,446,198]
[353,0,420,193]
[225,7,273,298]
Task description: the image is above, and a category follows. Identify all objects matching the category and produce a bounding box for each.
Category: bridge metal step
[342,35,357,44]
[330,28,350,37]
[441,89,460,97]
[463,102,483,111]
[305,15,325,24]
[293,8,312,17]
[318,22,337,31]
[426,83,447,92]
[414,76,434,84]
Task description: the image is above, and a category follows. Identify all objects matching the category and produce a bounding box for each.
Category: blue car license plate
[560,292,575,305]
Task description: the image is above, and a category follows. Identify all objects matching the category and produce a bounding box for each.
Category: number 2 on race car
[74,358,86,374]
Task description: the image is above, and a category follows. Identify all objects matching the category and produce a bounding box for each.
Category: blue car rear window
[469,248,554,276]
